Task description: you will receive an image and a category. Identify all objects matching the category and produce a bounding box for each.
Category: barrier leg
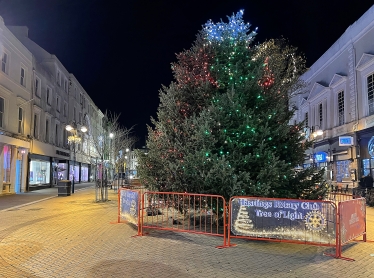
[217,205,235,248]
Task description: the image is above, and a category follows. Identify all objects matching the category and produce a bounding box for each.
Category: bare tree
[88,111,135,201]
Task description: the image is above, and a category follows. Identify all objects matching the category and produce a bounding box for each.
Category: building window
[57,71,60,86]
[338,91,344,126]
[80,93,83,105]
[63,102,67,117]
[46,87,51,105]
[33,114,38,138]
[56,96,60,112]
[55,124,58,145]
[45,119,49,142]
[362,159,374,177]
[79,112,82,123]
[75,87,77,99]
[63,129,67,147]
[368,73,374,115]
[3,145,11,183]
[305,112,308,127]
[18,107,23,134]
[2,53,8,74]
[35,78,40,97]
[336,160,350,182]
[20,67,25,86]
[74,107,76,122]
[29,159,50,185]
[0,97,4,128]
[318,103,323,128]
[64,79,68,92]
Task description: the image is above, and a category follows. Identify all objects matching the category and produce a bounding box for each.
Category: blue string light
[203,10,258,43]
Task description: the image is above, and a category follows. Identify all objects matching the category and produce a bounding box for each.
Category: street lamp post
[125,148,130,184]
[109,132,114,182]
[66,122,87,193]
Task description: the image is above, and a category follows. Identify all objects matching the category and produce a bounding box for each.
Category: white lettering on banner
[301,202,321,210]
[255,209,272,217]
[239,199,273,209]
[237,199,324,222]
[274,201,299,210]
[349,213,359,225]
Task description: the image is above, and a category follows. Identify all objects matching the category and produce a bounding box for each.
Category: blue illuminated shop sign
[314,152,328,162]
[339,136,353,146]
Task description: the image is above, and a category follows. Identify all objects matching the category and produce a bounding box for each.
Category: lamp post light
[126,148,130,182]
[109,132,114,182]
[66,122,87,193]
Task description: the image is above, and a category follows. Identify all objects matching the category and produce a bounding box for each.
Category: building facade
[291,5,374,189]
[0,18,103,195]
[0,18,33,195]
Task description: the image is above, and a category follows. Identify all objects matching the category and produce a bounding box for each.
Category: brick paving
[0,188,374,278]
[0,183,96,211]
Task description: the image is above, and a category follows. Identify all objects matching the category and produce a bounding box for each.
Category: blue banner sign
[314,152,328,162]
[120,189,139,225]
[230,198,336,244]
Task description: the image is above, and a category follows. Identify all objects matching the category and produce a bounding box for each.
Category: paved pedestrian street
[1,188,374,278]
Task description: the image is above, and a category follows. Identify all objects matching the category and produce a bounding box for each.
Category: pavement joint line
[0,186,95,212]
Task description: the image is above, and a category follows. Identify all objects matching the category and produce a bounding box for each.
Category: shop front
[69,161,80,183]
[329,134,357,189]
[81,163,89,182]
[57,161,68,180]
[28,154,51,190]
[358,127,374,186]
[303,140,331,182]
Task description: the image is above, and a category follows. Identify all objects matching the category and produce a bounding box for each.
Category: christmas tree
[137,10,327,201]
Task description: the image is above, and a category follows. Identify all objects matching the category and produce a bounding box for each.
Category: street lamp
[125,148,130,183]
[66,122,87,193]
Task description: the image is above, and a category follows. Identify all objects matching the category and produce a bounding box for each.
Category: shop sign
[314,151,328,162]
[339,136,353,146]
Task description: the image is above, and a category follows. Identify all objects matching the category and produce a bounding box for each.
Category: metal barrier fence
[325,192,356,203]
[335,198,366,261]
[228,197,337,247]
[141,192,228,247]
[115,190,368,260]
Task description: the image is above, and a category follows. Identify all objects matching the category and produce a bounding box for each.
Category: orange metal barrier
[326,192,356,203]
[113,189,369,260]
[334,198,366,261]
[141,192,228,247]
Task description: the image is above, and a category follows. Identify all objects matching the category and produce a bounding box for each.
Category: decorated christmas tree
[137,10,327,200]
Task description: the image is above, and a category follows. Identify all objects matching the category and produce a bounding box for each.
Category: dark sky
[0,0,372,147]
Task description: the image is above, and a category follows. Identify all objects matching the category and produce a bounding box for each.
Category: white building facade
[292,5,374,188]
[0,18,103,195]
[0,18,33,194]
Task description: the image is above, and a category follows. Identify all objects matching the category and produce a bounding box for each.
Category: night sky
[0,0,372,147]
